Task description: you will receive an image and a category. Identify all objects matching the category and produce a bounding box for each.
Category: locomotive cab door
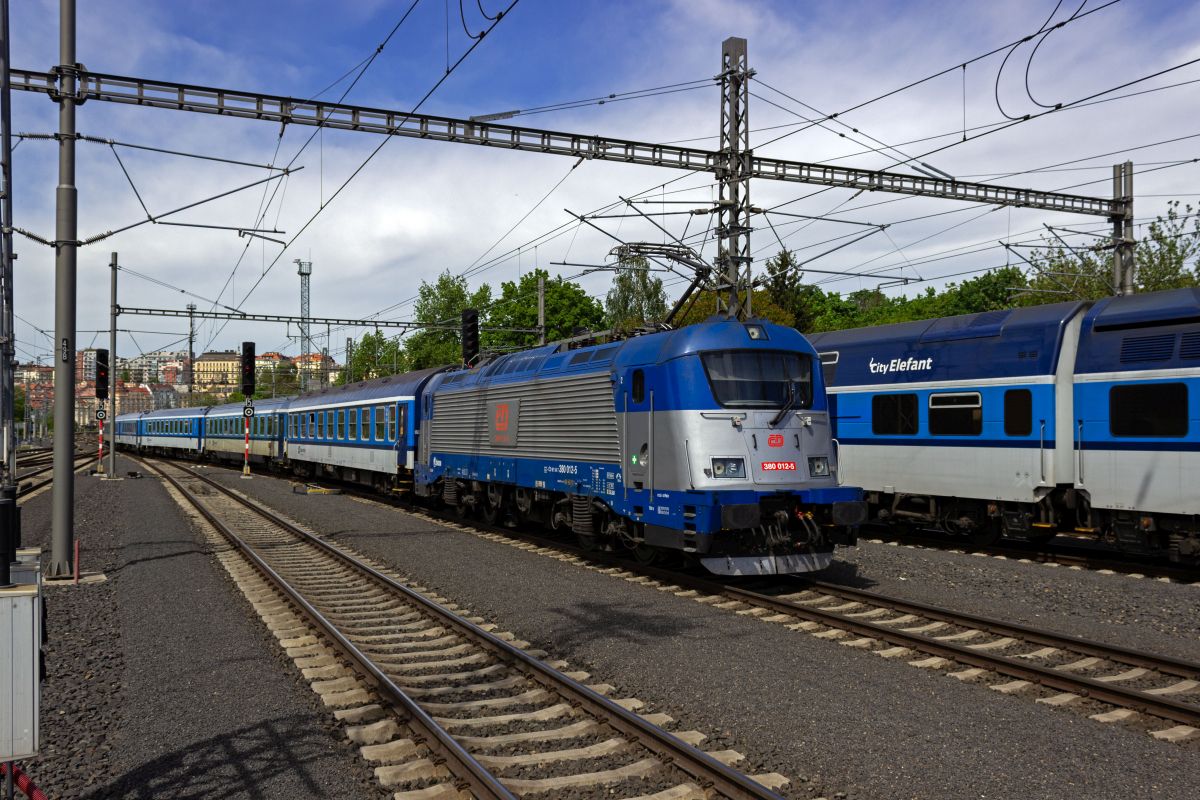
[622,368,651,491]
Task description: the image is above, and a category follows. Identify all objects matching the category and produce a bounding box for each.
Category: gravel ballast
[17,455,381,799]
[826,540,1200,662]
[204,466,1200,800]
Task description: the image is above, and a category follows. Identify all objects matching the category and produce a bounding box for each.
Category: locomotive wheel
[632,543,660,566]
[481,500,500,525]
[969,519,1001,546]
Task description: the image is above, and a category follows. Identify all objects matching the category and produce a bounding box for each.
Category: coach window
[1110,383,1188,437]
[360,408,369,440]
[632,370,645,404]
[375,406,386,441]
[929,392,983,436]
[387,406,397,442]
[871,393,918,435]
[349,409,358,441]
[1004,389,1033,436]
[336,409,344,440]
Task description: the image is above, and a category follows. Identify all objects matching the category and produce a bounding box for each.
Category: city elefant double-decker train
[118,316,867,575]
[809,287,1200,564]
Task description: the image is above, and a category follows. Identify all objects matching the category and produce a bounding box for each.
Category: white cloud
[9,0,1200,364]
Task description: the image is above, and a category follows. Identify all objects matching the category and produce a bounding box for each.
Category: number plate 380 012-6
[761,461,796,471]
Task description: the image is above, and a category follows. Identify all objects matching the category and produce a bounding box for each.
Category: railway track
[858,527,1200,583]
[17,453,97,499]
[399,507,1200,745]
[144,457,791,800]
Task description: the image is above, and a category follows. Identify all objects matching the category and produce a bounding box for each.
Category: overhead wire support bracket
[6,66,1125,218]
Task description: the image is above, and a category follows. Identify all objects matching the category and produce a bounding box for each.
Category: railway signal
[240,341,255,398]
[94,348,109,402]
[461,309,480,366]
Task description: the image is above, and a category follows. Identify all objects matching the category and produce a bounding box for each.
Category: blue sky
[8,0,1200,364]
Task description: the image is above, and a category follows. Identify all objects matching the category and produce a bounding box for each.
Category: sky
[7,0,1200,366]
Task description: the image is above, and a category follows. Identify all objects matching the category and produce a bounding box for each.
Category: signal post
[241,342,254,478]
[94,349,109,475]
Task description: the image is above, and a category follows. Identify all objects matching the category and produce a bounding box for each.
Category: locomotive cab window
[1004,389,1033,436]
[929,392,982,436]
[701,351,812,409]
[1110,383,1188,437]
[872,393,918,435]
[632,370,645,404]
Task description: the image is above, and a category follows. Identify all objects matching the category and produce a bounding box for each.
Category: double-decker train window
[375,406,386,441]
[872,393,918,435]
[929,392,982,436]
[1004,389,1033,436]
[1110,383,1188,437]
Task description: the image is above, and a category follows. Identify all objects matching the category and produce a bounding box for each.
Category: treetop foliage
[334,201,1198,381]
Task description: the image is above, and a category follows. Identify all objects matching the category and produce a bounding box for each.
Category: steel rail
[8,67,1123,218]
[860,526,1199,583]
[143,458,517,800]
[399,516,1200,730]
[809,580,1200,680]
[18,453,95,497]
[151,458,786,800]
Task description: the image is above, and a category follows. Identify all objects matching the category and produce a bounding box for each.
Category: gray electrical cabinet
[1,582,41,761]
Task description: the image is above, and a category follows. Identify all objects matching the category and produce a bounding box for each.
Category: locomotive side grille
[430,372,620,462]
[1181,332,1200,359]
[1119,334,1175,363]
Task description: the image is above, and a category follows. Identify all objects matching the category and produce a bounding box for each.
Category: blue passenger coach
[284,367,444,489]
[418,317,865,575]
[1070,289,1200,558]
[811,288,1200,562]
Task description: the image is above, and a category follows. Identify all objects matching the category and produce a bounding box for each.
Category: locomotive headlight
[808,456,830,477]
[711,458,745,478]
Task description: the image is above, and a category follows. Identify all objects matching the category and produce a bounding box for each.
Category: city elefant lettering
[868,356,933,375]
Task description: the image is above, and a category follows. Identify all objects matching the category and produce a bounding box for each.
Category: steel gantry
[6,65,1128,221]
[5,23,1132,577]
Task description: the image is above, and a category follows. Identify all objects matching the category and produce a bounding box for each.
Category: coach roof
[809,300,1088,385]
[288,365,448,411]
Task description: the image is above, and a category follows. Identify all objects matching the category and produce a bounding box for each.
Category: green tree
[338,330,406,385]
[673,288,794,329]
[403,270,492,369]
[120,369,132,382]
[253,362,304,398]
[604,256,668,331]
[485,269,604,350]
[1024,201,1200,300]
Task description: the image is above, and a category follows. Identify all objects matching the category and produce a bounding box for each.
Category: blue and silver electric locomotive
[417,316,865,575]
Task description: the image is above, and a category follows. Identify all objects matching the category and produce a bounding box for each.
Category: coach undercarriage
[867,489,1199,565]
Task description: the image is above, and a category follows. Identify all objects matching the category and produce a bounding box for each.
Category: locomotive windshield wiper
[769,382,796,427]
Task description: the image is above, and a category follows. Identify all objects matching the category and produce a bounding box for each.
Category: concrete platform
[16,455,381,799]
